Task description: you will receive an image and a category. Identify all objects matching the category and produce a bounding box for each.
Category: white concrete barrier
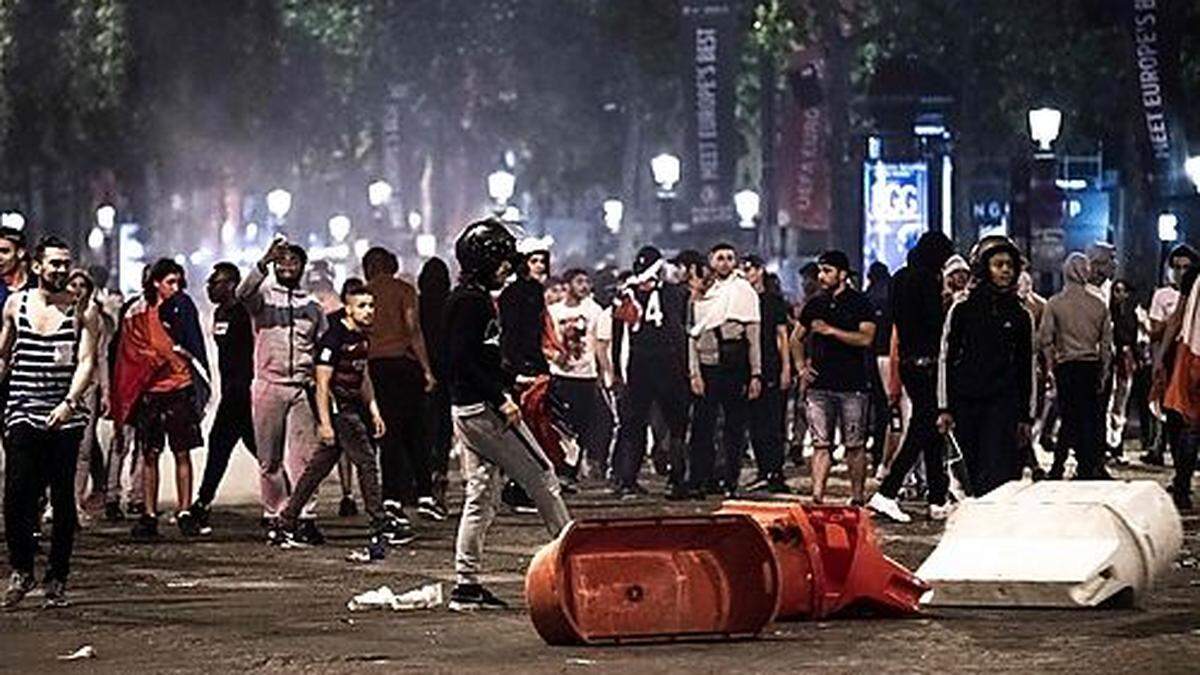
[917,480,1183,608]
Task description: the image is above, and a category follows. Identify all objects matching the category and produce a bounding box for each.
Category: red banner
[777,52,830,231]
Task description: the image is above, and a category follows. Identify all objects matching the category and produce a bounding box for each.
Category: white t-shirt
[1149,286,1181,324]
[547,297,602,379]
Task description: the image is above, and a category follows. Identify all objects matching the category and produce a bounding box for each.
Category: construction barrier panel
[719,500,928,620]
[917,480,1183,608]
[525,515,781,645]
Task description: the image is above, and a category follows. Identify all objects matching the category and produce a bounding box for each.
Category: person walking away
[868,232,954,522]
[1039,253,1112,480]
[1,237,100,608]
[418,257,453,511]
[612,247,691,499]
[192,262,257,535]
[445,220,570,611]
[743,256,792,493]
[687,244,762,498]
[937,236,1035,496]
[238,238,327,545]
[112,259,211,539]
[363,247,442,523]
[794,251,876,506]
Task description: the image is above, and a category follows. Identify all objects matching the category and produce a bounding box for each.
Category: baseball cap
[816,250,851,272]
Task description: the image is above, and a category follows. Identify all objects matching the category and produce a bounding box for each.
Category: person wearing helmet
[445,219,571,611]
[937,236,1036,496]
[611,246,691,499]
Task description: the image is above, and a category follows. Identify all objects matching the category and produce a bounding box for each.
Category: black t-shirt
[759,291,790,384]
[316,318,370,402]
[626,283,688,363]
[213,303,254,394]
[799,286,875,392]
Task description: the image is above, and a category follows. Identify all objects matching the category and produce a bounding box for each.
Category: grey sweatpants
[453,406,571,585]
[253,380,319,519]
[281,407,383,527]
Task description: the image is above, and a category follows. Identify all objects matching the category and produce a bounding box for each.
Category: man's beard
[43,275,68,292]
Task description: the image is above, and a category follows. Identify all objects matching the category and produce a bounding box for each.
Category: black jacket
[498,277,549,377]
[891,265,944,362]
[939,285,1035,421]
[446,284,514,408]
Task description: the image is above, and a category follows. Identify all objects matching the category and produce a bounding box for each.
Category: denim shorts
[805,389,868,449]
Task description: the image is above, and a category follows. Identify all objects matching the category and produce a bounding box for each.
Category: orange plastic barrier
[718,500,928,620]
[525,515,782,645]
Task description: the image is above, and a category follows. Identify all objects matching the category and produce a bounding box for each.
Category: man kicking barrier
[446,219,571,611]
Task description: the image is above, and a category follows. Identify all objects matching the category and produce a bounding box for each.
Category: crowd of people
[1,218,1198,611]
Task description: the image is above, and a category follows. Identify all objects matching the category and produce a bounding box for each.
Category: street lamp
[734,189,761,230]
[1185,156,1200,193]
[1028,107,1062,152]
[488,170,516,206]
[367,180,393,208]
[650,153,681,236]
[501,205,522,223]
[407,210,423,231]
[602,199,623,234]
[416,233,438,258]
[1158,212,1179,243]
[266,188,292,219]
[0,212,24,230]
[87,226,105,252]
[328,214,352,243]
[96,204,116,234]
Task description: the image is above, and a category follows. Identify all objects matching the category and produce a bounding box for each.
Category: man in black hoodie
[445,220,570,612]
[868,232,954,523]
[937,236,1035,497]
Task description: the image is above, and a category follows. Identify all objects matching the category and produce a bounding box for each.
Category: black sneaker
[417,496,448,522]
[177,510,201,537]
[339,496,359,517]
[42,578,69,609]
[766,475,792,494]
[275,524,309,550]
[383,500,412,526]
[743,476,771,493]
[1140,451,1164,467]
[126,502,146,517]
[295,520,326,546]
[502,481,538,515]
[130,514,160,540]
[103,501,125,522]
[191,502,213,536]
[2,571,36,609]
[375,517,417,546]
[448,583,509,612]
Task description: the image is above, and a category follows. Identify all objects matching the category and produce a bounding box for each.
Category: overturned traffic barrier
[917,480,1183,608]
[719,500,928,620]
[525,515,781,645]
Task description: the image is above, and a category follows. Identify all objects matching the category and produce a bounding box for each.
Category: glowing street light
[416,233,438,258]
[1028,107,1062,152]
[603,199,624,234]
[327,214,352,243]
[1185,156,1200,193]
[734,189,761,229]
[87,226,106,252]
[488,170,516,205]
[501,205,522,223]
[266,188,292,219]
[650,153,681,194]
[96,204,116,234]
[407,210,423,231]
[367,180,393,208]
[1158,212,1179,243]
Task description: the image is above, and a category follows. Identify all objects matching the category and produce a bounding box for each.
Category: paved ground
[1,461,1198,674]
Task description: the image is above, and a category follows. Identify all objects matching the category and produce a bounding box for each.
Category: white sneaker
[867,493,912,523]
[928,502,953,521]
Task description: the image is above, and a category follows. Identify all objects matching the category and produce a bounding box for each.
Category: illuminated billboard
[863,161,929,273]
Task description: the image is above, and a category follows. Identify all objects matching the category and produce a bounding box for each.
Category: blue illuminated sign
[863,161,929,273]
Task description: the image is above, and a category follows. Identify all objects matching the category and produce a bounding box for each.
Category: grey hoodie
[1039,252,1112,375]
[237,264,327,386]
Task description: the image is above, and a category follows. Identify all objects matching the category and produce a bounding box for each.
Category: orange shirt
[365,275,418,360]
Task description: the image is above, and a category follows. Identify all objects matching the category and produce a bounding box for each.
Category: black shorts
[136,387,204,455]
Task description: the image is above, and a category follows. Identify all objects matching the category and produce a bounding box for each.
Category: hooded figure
[1038,252,1113,480]
[937,236,1035,496]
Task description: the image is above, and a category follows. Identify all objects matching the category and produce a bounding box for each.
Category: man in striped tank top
[1,237,100,609]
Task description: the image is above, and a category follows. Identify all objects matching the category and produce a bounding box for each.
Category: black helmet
[455,219,517,288]
[633,246,662,275]
[969,234,1023,282]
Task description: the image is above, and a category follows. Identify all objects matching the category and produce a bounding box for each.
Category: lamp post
[602,199,624,234]
[488,170,516,211]
[0,211,25,231]
[1158,211,1180,281]
[650,153,680,237]
[1028,108,1062,155]
[1185,156,1200,193]
[96,204,119,286]
[266,188,292,233]
[368,179,394,233]
[1024,107,1063,274]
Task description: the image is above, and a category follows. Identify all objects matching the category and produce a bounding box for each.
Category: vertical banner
[777,50,831,231]
[863,161,928,273]
[681,0,740,229]
[1126,0,1189,197]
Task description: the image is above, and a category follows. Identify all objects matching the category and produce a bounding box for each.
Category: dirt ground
[1,461,1198,674]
